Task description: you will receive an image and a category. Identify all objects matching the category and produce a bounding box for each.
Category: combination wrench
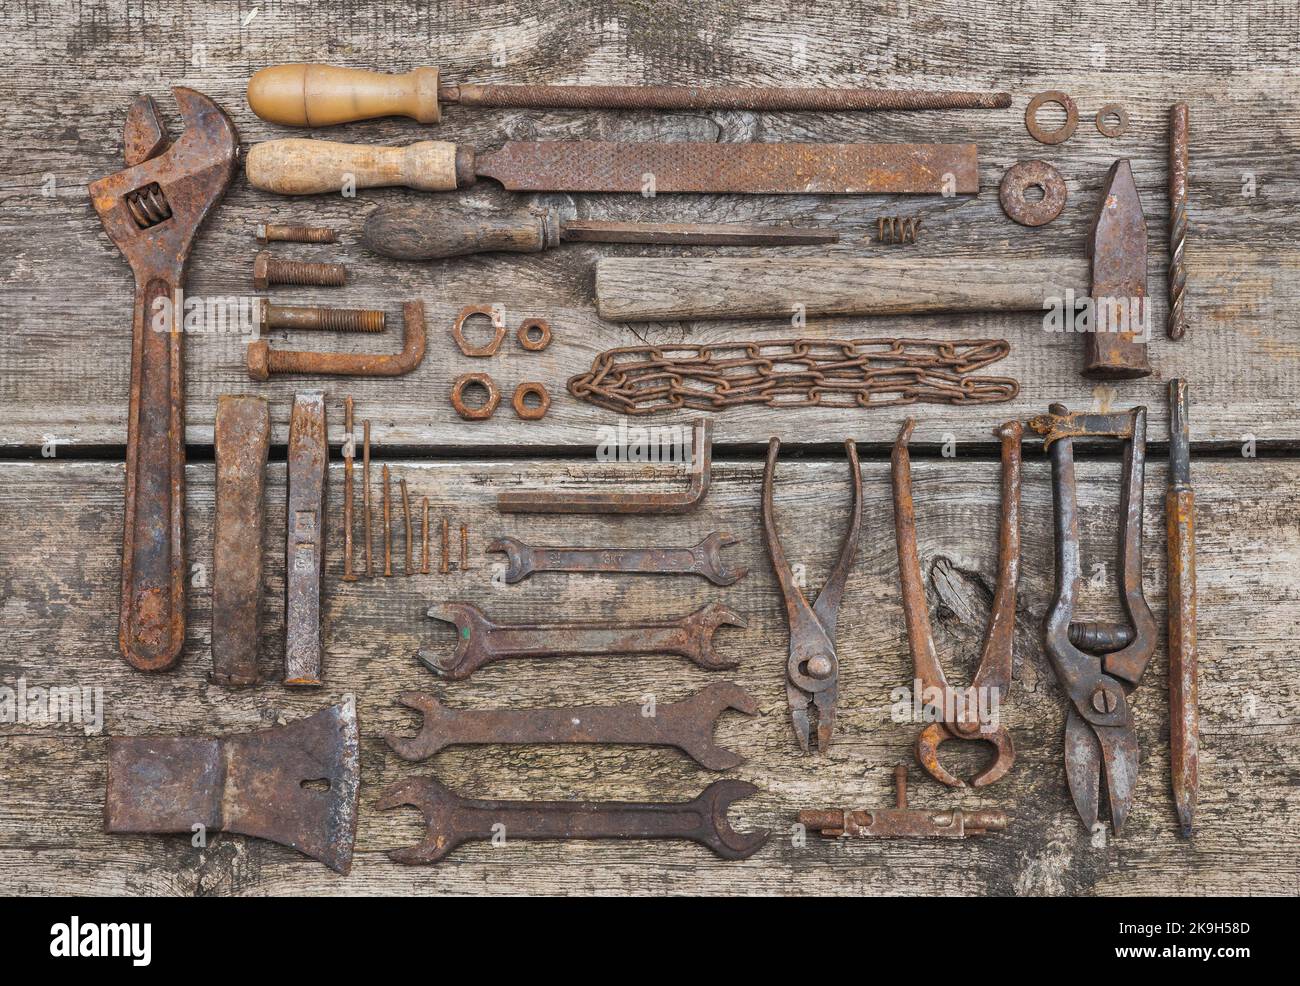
[488,532,747,585]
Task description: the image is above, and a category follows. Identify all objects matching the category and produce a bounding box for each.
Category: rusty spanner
[891,419,1023,788]
[419,601,745,680]
[762,437,862,753]
[89,90,238,671]
[377,775,769,863]
[487,532,747,585]
[385,682,759,770]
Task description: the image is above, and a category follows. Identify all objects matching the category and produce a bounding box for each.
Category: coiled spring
[878,216,921,244]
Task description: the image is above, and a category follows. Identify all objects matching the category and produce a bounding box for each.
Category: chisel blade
[475,141,979,195]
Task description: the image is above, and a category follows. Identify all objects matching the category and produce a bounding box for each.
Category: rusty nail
[440,517,450,574]
[421,498,430,574]
[342,397,357,582]
[253,250,346,290]
[459,524,468,570]
[382,464,393,577]
[257,298,385,333]
[256,222,338,244]
[362,420,373,578]
[401,478,413,576]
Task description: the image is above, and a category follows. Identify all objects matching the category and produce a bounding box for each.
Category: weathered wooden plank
[1,453,1295,895]
[0,2,1296,449]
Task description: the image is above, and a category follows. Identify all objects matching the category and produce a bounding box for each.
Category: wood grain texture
[1,453,1296,896]
[0,0,1296,897]
[0,1,1296,449]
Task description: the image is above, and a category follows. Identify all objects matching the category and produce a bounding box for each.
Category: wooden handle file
[248,64,442,126]
[595,256,1091,322]
[246,139,462,195]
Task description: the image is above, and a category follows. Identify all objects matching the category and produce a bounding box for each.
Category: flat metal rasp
[246,138,979,196]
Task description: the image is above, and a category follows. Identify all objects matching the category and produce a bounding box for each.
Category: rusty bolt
[253,250,346,290]
[256,223,338,244]
[256,298,385,333]
[1092,688,1118,715]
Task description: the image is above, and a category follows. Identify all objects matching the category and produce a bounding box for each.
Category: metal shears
[761,437,862,753]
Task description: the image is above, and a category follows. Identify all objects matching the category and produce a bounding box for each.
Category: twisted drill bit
[1168,103,1189,340]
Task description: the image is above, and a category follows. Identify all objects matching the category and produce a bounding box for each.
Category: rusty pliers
[762,437,862,753]
[891,419,1022,787]
[1031,404,1155,834]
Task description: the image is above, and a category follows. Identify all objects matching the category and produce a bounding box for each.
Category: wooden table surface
[1,1,1297,896]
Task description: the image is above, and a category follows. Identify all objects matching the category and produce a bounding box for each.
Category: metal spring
[126,183,172,228]
[877,216,921,244]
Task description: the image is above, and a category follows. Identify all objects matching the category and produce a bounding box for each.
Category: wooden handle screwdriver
[1167,378,1199,838]
[247,63,1010,126]
[363,204,837,261]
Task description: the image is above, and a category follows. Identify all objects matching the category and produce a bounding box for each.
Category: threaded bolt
[256,223,338,244]
[253,250,346,290]
[256,298,385,333]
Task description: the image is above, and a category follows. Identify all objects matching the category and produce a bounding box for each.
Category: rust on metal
[568,340,1019,415]
[257,298,385,333]
[419,601,745,681]
[1025,91,1077,144]
[471,141,979,195]
[211,395,270,686]
[285,392,327,687]
[453,304,505,356]
[763,437,861,754]
[421,497,430,574]
[891,418,1022,787]
[516,318,551,351]
[386,682,759,771]
[489,532,746,585]
[362,420,373,577]
[400,477,413,576]
[342,396,357,582]
[1085,160,1151,379]
[378,776,767,864]
[247,300,427,379]
[1096,103,1129,138]
[89,88,238,673]
[382,464,393,577]
[252,250,346,289]
[496,417,712,514]
[1168,104,1190,340]
[799,764,1010,839]
[511,381,550,420]
[449,82,1010,113]
[440,516,450,574]
[561,219,836,247]
[1031,403,1155,834]
[106,699,360,873]
[1167,380,1198,837]
[877,215,921,244]
[256,222,337,243]
[459,524,468,570]
[451,372,501,420]
[999,160,1067,227]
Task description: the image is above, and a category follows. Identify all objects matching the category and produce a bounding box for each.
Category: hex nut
[512,382,551,420]
[517,318,552,352]
[453,304,506,357]
[451,372,500,420]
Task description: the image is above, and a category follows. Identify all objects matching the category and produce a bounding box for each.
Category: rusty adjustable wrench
[386,682,759,770]
[89,90,238,671]
[419,601,746,680]
[487,532,747,585]
[378,776,769,863]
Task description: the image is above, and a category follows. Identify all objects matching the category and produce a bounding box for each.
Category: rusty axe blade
[105,699,360,873]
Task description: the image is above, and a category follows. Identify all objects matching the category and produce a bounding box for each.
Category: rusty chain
[567,338,1018,415]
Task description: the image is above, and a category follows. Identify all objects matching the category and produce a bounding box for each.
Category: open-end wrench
[488,532,747,585]
[419,601,746,680]
[89,89,239,672]
[385,682,759,770]
[377,775,769,863]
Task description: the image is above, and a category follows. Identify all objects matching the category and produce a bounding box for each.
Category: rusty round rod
[362,420,373,577]
[401,477,413,576]
[342,396,356,582]
[421,498,430,574]
[440,516,450,574]
[382,464,393,577]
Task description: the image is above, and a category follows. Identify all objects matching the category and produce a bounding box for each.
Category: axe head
[106,699,361,874]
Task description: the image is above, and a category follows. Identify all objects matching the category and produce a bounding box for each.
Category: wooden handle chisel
[245,138,979,196]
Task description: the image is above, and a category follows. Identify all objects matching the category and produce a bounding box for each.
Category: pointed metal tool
[1084,160,1151,379]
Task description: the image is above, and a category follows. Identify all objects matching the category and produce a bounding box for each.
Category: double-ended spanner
[385,682,758,771]
[488,532,747,585]
[377,776,769,863]
[419,601,746,680]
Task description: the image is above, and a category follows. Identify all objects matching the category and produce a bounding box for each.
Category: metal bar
[285,392,327,687]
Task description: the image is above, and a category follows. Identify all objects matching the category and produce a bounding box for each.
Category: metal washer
[1025,91,1078,145]
[1095,103,1129,138]
[999,160,1068,227]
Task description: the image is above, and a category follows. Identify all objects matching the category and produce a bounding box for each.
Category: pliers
[891,418,1023,787]
[761,437,862,753]
[1031,404,1155,835]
